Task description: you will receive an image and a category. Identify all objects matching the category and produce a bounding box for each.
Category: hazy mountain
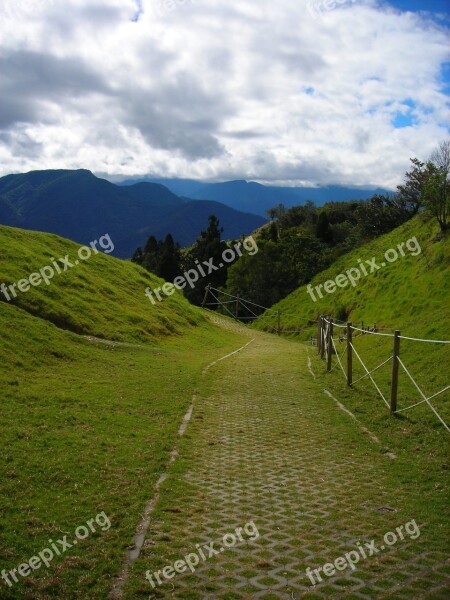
[120,177,206,198]
[119,177,388,217]
[0,170,266,258]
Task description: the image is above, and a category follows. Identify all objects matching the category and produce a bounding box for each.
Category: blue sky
[387,0,450,13]
[386,1,449,131]
[0,0,448,188]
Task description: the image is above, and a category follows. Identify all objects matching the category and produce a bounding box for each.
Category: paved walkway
[125,328,449,599]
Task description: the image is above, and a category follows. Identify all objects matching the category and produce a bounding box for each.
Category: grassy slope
[0,225,202,341]
[254,214,450,448]
[0,226,247,598]
[254,215,449,340]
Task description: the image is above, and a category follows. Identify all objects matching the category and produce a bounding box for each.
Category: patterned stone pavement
[124,328,449,599]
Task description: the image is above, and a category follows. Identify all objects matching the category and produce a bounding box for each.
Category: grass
[0,219,448,598]
[0,225,203,341]
[254,214,450,448]
[0,226,248,598]
[121,332,449,599]
[254,214,449,342]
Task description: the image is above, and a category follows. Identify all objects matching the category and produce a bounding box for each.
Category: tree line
[132,141,449,315]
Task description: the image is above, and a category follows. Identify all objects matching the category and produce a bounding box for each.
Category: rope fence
[203,286,303,334]
[318,316,449,432]
[201,286,449,432]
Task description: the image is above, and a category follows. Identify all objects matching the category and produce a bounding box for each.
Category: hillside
[254,214,450,434]
[0,225,204,341]
[0,170,266,258]
[0,225,249,599]
[1,226,448,599]
[254,215,449,339]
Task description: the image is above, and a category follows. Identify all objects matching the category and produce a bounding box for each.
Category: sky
[0,0,449,189]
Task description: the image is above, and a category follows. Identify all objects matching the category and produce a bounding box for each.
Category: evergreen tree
[316,211,333,244]
[158,234,181,281]
[134,234,181,280]
[131,247,144,265]
[182,215,228,305]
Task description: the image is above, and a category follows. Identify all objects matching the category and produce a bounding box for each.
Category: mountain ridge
[118,177,389,216]
[0,170,266,258]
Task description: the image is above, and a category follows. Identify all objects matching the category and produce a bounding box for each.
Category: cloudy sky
[0,0,448,188]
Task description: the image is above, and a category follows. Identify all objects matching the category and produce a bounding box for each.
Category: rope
[349,325,394,337]
[398,336,450,344]
[322,318,450,344]
[208,288,238,321]
[209,287,273,312]
[331,322,347,329]
[253,311,278,322]
[238,299,261,320]
[351,356,393,385]
[349,325,450,343]
[204,301,236,306]
[205,294,449,430]
[397,357,450,432]
[331,336,347,379]
[349,342,390,408]
[394,386,450,414]
[207,287,237,299]
[329,340,347,373]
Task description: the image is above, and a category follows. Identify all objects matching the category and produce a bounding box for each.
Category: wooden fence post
[236,293,240,319]
[317,315,322,354]
[346,322,352,386]
[320,316,326,360]
[390,330,401,414]
[277,310,281,335]
[327,318,333,372]
[201,284,210,308]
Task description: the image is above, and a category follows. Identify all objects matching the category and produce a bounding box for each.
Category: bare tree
[430,140,450,172]
[424,141,450,233]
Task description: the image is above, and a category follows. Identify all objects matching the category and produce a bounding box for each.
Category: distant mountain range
[120,178,389,217]
[0,170,266,258]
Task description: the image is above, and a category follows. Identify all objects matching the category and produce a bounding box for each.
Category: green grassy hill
[0,224,204,341]
[254,214,449,340]
[0,225,248,599]
[254,214,450,439]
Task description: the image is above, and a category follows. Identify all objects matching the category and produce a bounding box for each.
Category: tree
[131,246,144,265]
[396,158,434,215]
[158,234,181,281]
[133,233,181,280]
[142,235,160,273]
[226,240,293,311]
[266,203,286,221]
[315,211,333,244]
[430,140,450,172]
[144,235,158,255]
[278,202,317,230]
[424,141,450,232]
[266,207,278,221]
[260,221,278,243]
[423,162,449,233]
[356,193,410,238]
[182,215,229,305]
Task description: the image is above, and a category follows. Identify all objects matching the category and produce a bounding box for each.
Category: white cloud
[0,0,448,188]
